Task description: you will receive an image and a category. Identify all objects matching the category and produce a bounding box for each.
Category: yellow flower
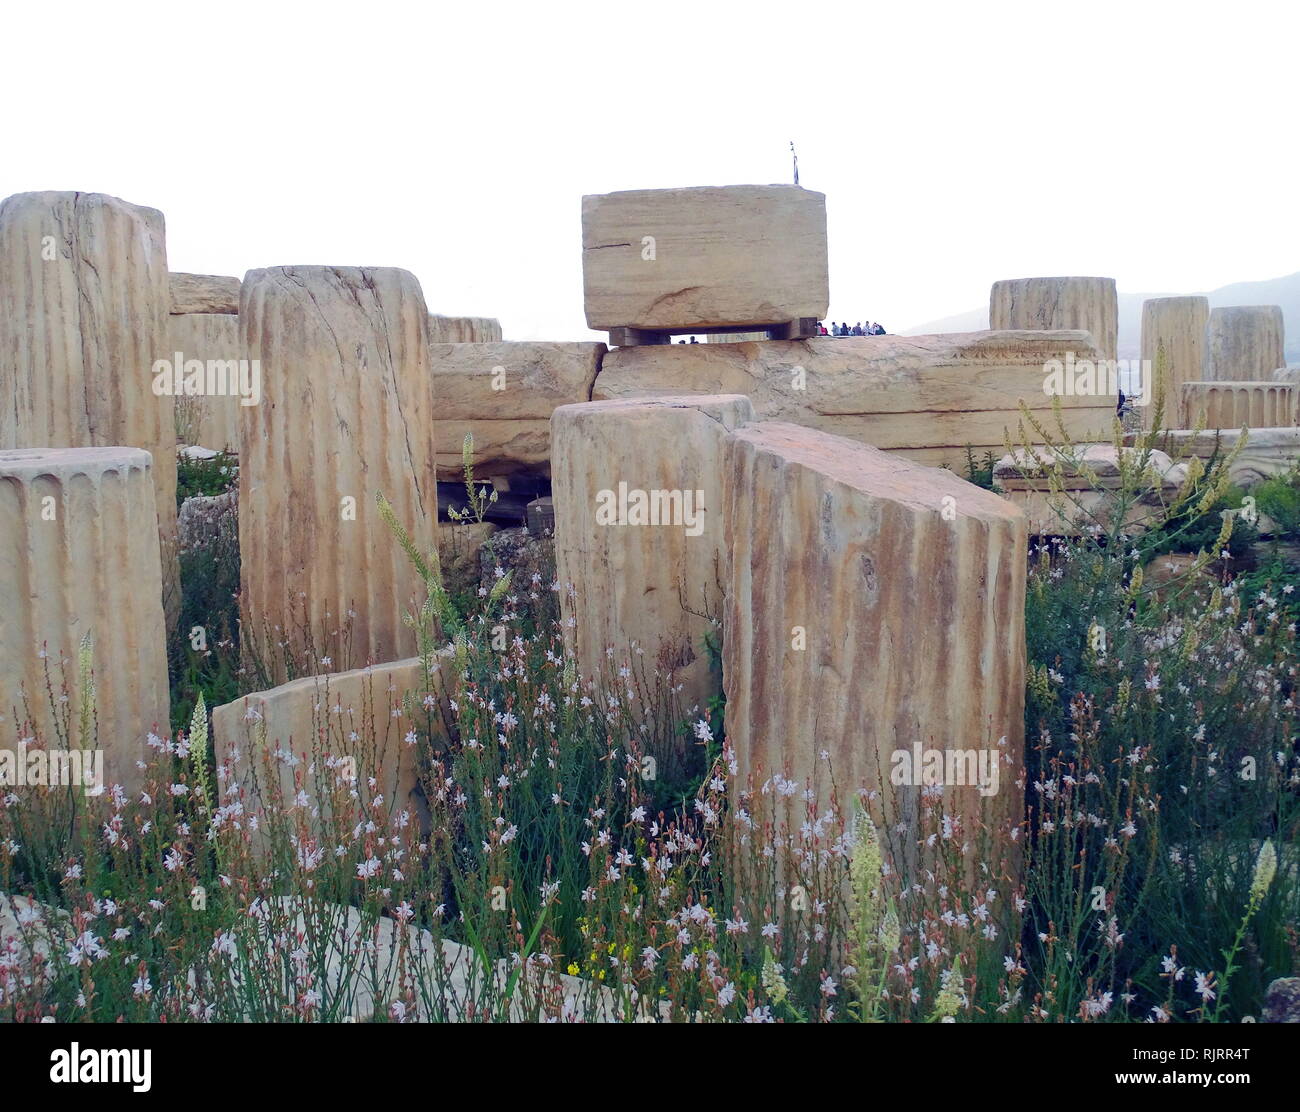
[566,963,580,977]
[1250,840,1277,904]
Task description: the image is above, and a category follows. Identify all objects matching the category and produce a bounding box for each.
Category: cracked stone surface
[239,266,437,675]
[989,276,1118,362]
[430,340,605,476]
[593,330,1115,470]
[170,272,240,315]
[0,190,179,624]
[581,185,828,332]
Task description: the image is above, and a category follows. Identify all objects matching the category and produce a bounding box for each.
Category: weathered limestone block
[427,314,502,343]
[1204,306,1286,382]
[0,447,170,792]
[0,191,178,620]
[239,266,437,674]
[1141,296,1209,419]
[169,272,240,315]
[1141,427,1300,487]
[168,312,243,452]
[551,395,754,711]
[1179,381,1298,430]
[993,444,1187,535]
[581,185,829,332]
[990,277,1118,361]
[430,341,604,477]
[434,419,552,476]
[722,422,1026,861]
[593,331,1115,469]
[1273,365,1300,384]
[178,488,237,552]
[212,658,429,826]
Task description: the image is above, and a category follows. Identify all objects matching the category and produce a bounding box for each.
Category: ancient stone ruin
[581,184,829,345]
[1,180,1296,865]
[0,190,180,623]
[1141,295,1209,422]
[989,276,1119,362]
[238,265,438,674]
[1204,305,1286,382]
[168,272,242,453]
[0,446,169,793]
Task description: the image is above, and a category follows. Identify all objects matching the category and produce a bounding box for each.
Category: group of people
[821,320,886,336]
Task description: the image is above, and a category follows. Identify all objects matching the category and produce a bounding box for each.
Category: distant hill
[904,272,1300,364]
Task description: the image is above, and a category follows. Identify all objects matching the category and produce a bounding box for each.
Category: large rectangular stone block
[431,341,604,477]
[593,331,1116,469]
[170,272,240,315]
[551,395,754,713]
[722,421,1027,863]
[212,660,430,840]
[167,312,243,452]
[581,185,829,332]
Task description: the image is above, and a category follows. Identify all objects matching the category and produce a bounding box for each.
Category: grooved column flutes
[0,190,178,620]
[0,446,170,793]
[238,266,436,676]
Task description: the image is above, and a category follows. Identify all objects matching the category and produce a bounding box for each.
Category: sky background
[3,0,1296,340]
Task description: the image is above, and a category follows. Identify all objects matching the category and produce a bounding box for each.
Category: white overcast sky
[3,0,1296,340]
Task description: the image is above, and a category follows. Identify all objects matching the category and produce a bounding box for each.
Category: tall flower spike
[1250,840,1277,905]
[77,632,96,751]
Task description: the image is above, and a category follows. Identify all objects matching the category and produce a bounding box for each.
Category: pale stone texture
[167,311,243,452]
[1140,296,1209,422]
[551,395,755,713]
[1273,365,1300,384]
[0,447,169,793]
[993,444,1187,534]
[1141,427,1300,487]
[239,266,437,674]
[721,421,1026,866]
[430,341,604,477]
[1204,306,1286,382]
[177,489,237,552]
[990,277,1118,361]
[427,314,502,343]
[581,185,829,331]
[1179,381,1297,429]
[0,191,178,621]
[213,658,429,829]
[593,331,1115,470]
[169,272,240,315]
